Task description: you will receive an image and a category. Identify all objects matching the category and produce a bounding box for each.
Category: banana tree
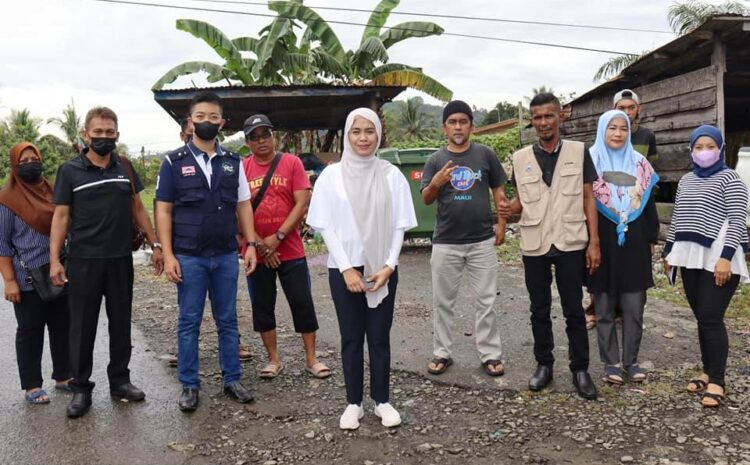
[268,0,453,101]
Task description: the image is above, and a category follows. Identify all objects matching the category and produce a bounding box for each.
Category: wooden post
[712,31,727,135]
[517,101,524,147]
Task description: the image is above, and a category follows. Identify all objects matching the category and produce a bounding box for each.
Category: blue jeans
[176,253,241,389]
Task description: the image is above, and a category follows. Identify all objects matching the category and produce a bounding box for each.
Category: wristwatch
[151,242,162,250]
[275,230,286,241]
[246,241,257,248]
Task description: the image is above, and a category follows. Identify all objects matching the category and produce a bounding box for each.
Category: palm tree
[668,0,748,35]
[393,97,431,140]
[593,1,748,81]
[153,0,453,102]
[524,86,556,104]
[47,99,82,149]
[593,52,647,82]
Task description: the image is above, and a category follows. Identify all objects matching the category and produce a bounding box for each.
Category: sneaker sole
[373,409,402,428]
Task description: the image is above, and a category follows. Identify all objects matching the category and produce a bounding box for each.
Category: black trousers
[67,256,134,393]
[248,258,319,334]
[329,267,398,405]
[681,268,740,387]
[13,290,71,390]
[522,250,590,372]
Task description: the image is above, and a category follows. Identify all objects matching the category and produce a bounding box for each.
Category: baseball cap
[243,114,273,137]
[613,89,640,106]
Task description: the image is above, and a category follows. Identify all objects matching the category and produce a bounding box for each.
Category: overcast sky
[0,0,728,153]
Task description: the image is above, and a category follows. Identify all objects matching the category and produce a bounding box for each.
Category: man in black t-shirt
[613,89,657,163]
[421,100,510,378]
[50,107,163,419]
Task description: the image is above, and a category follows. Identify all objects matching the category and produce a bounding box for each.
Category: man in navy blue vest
[155,91,258,412]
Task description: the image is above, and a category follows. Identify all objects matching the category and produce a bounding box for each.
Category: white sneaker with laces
[373,402,402,427]
[339,404,364,430]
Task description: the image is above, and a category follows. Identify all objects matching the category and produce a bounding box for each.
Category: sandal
[602,365,624,385]
[483,359,505,377]
[585,313,597,330]
[427,357,453,375]
[627,365,647,383]
[259,361,284,379]
[687,377,708,393]
[55,382,73,393]
[305,362,332,379]
[25,389,50,405]
[701,387,725,408]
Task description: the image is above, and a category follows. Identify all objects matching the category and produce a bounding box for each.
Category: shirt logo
[181,166,196,176]
[222,162,235,174]
[450,166,482,191]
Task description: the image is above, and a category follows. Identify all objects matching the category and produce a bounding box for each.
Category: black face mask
[89,137,117,156]
[16,161,43,183]
[193,121,221,141]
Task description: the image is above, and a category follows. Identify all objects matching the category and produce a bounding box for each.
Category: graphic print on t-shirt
[450,166,482,200]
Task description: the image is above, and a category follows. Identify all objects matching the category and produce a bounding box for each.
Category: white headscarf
[341,108,394,308]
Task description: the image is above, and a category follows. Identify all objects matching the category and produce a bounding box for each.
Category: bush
[391,127,521,163]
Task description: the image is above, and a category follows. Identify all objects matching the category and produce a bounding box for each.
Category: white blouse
[307,163,418,272]
[667,220,750,283]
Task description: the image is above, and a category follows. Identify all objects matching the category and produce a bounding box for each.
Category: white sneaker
[373,402,402,427]
[339,404,364,430]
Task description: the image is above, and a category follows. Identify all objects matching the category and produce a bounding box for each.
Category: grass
[140,185,156,219]
[649,264,750,323]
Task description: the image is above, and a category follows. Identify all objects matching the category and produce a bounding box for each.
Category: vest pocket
[518,216,542,251]
[561,213,587,246]
[219,176,239,203]
[559,168,582,196]
[519,175,541,202]
[175,176,206,205]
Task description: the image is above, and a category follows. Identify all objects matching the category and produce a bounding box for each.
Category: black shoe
[573,370,598,400]
[66,392,92,418]
[178,388,199,412]
[224,381,254,404]
[110,382,146,401]
[529,365,553,391]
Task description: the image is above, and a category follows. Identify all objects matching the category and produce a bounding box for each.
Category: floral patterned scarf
[590,110,659,246]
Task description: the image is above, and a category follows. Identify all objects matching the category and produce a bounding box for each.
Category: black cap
[243,114,273,137]
[442,100,473,123]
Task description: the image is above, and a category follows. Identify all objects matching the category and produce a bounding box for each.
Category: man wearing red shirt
[242,115,330,380]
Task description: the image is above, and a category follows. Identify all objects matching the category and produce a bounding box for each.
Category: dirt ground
[131,247,750,465]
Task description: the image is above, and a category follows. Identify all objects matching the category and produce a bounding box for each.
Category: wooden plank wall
[555,66,719,181]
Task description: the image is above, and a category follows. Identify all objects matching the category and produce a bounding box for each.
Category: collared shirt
[53,150,143,259]
[158,141,250,202]
[511,140,597,187]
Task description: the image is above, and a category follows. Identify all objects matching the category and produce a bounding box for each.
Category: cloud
[0,0,680,153]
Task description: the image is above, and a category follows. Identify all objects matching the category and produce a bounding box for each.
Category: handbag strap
[120,155,137,197]
[8,242,30,272]
[251,153,282,211]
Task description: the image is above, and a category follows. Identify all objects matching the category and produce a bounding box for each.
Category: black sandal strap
[689,379,708,390]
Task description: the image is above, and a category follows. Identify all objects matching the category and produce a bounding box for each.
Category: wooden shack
[535,15,750,184]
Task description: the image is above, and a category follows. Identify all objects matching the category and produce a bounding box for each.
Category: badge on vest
[181,166,196,176]
[222,162,235,174]
[525,163,533,173]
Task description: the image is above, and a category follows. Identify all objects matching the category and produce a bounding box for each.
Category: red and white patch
[181,166,196,176]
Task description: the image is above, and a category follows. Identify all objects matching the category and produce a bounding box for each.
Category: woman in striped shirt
[663,125,749,408]
[0,143,72,404]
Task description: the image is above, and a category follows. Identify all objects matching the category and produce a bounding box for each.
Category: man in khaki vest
[509,93,601,400]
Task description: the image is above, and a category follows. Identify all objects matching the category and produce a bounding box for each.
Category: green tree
[47,99,82,150]
[391,97,433,140]
[153,0,452,102]
[0,109,71,180]
[524,86,555,104]
[668,0,748,35]
[594,1,748,81]
[480,101,519,126]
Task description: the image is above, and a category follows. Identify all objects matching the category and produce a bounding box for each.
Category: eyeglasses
[249,131,273,142]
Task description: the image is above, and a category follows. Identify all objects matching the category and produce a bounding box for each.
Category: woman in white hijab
[307,108,417,430]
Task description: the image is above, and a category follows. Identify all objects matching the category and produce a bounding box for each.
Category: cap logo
[252,118,261,124]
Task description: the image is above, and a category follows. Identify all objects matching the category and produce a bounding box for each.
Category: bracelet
[151,242,162,250]
[246,241,257,248]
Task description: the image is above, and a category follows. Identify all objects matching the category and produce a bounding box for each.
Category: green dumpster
[378,147,439,239]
